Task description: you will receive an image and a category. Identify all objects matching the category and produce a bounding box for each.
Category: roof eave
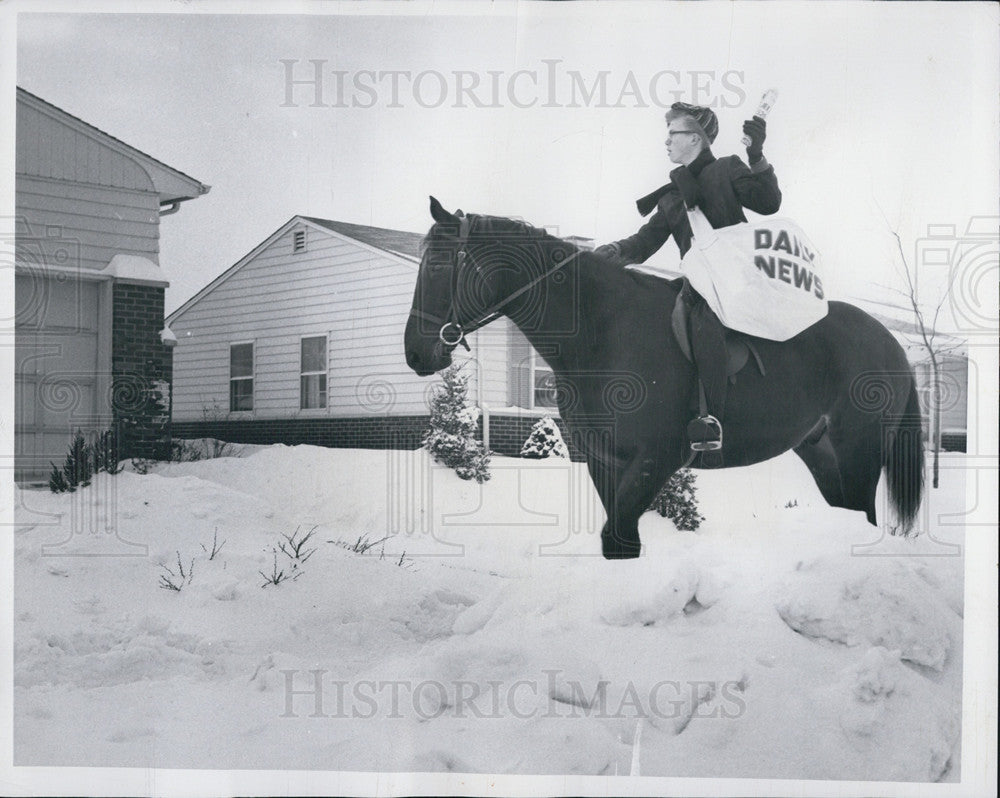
[17,86,210,202]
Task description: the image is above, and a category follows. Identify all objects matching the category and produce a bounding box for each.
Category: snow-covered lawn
[13,445,965,781]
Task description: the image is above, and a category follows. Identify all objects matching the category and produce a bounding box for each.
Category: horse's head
[405,196,536,376]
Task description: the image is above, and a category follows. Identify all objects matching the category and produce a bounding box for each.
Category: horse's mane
[419,213,551,254]
[421,211,681,297]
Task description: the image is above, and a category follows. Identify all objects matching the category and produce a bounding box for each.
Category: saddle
[671,279,765,382]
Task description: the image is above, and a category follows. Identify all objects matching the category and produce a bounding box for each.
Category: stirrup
[689,415,723,452]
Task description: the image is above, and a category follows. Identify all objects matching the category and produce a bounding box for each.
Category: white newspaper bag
[680,207,828,341]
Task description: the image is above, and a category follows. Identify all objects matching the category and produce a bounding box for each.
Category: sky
[8,2,999,331]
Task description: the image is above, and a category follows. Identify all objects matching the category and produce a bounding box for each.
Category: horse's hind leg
[794,417,882,526]
[793,420,847,509]
[825,416,883,525]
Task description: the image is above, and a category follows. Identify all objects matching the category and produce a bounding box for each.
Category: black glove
[670,165,703,209]
[743,116,766,164]
[594,242,629,266]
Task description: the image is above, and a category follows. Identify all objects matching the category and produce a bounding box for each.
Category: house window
[533,364,559,408]
[293,229,306,253]
[300,335,327,409]
[230,342,254,411]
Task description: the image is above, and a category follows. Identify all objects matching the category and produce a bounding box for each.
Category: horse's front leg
[599,449,675,560]
[585,456,636,559]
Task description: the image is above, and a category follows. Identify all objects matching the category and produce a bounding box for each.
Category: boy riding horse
[595,102,780,451]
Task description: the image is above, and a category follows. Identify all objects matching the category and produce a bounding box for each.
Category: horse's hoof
[602,540,641,560]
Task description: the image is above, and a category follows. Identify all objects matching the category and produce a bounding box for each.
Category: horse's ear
[429,196,458,225]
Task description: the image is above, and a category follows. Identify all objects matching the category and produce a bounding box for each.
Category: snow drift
[14,444,964,781]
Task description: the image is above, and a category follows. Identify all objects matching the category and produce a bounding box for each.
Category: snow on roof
[103,253,169,287]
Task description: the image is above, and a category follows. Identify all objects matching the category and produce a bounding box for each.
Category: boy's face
[665,119,703,166]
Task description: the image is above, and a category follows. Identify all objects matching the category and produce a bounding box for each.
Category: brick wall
[487,415,586,461]
[172,415,434,450]
[940,432,966,453]
[171,413,589,462]
[112,282,171,458]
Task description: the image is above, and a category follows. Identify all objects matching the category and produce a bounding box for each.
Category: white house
[13,87,209,480]
[165,216,565,456]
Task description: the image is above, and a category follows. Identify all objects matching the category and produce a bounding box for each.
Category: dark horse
[404,198,924,559]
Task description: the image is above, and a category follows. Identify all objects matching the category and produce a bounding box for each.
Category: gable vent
[293,229,306,253]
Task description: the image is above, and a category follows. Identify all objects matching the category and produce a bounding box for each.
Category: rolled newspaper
[742,89,778,146]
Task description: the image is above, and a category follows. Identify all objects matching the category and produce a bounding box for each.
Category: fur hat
[666,102,719,144]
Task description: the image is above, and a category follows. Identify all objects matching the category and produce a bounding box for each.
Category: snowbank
[14,446,965,782]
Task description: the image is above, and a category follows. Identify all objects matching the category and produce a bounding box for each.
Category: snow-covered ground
[13,444,967,782]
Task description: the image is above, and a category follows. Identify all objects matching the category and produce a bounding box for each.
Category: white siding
[170,223,436,420]
[17,101,155,193]
[468,320,541,411]
[16,176,160,272]
[508,326,534,408]
[474,319,512,406]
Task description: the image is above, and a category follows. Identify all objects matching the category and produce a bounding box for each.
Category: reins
[410,216,582,351]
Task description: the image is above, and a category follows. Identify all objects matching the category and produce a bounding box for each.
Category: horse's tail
[884,377,925,535]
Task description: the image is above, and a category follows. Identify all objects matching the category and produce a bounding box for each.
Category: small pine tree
[61,429,93,491]
[48,462,70,493]
[423,364,491,483]
[520,416,569,459]
[648,468,704,531]
[92,427,123,475]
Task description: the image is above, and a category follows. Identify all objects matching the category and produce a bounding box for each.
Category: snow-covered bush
[170,438,235,462]
[520,416,568,459]
[648,468,704,531]
[423,364,492,483]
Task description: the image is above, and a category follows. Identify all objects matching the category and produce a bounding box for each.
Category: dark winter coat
[612,147,782,264]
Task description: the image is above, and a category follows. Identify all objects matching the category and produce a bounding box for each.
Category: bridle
[410,215,581,351]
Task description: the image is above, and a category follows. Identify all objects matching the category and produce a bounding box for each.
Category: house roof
[848,296,965,347]
[301,217,425,259]
[16,86,210,205]
[869,312,928,338]
[167,214,424,324]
